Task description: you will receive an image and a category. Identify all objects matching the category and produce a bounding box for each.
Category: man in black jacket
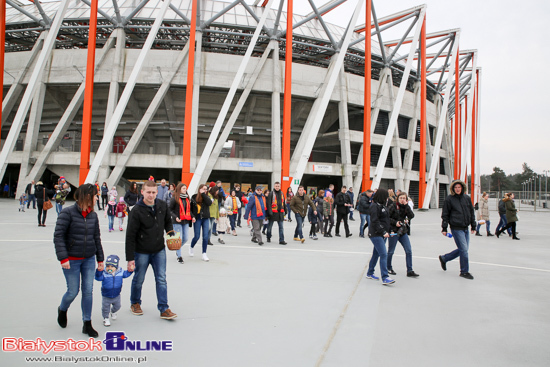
[335,186,353,237]
[25,180,36,209]
[234,184,244,227]
[495,197,512,237]
[266,182,288,245]
[440,180,476,280]
[356,189,373,238]
[126,180,176,319]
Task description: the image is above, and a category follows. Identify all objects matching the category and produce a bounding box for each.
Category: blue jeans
[442,229,470,274]
[476,220,491,233]
[294,215,304,239]
[495,214,512,235]
[367,236,389,280]
[191,217,210,253]
[130,249,169,313]
[56,203,63,214]
[209,218,216,238]
[387,233,413,272]
[229,214,236,230]
[107,215,114,231]
[286,204,292,221]
[359,213,368,236]
[27,194,36,209]
[237,207,242,226]
[267,219,285,241]
[59,256,96,321]
[174,223,190,258]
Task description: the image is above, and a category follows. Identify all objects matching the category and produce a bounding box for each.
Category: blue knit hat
[105,254,120,268]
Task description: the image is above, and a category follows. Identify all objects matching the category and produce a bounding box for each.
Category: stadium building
[0,0,480,208]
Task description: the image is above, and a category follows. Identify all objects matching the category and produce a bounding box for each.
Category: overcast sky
[285,0,550,175]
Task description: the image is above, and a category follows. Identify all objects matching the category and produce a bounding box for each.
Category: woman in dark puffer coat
[54,183,105,337]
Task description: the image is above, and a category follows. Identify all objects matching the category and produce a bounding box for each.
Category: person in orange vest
[244,185,267,246]
[266,182,287,245]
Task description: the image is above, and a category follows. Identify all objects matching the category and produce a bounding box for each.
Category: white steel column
[371,7,426,190]
[475,68,482,201]
[271,41,282,184]
[85,0,173,184]
[188,0,275,194]
[23,36,117,183]
[199,44,274,185]
[338,66,353,188]
[290,0,363,192]
[107,43,191,187]
[353,67,391,191]
[16,82,47,196]
[105,28,126,124]
[2,34,45,126]
[190,30,203,170]
[422,33,460,209]
[0,0,71,183]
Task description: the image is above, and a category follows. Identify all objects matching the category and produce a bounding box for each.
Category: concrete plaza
[0,198,549,366]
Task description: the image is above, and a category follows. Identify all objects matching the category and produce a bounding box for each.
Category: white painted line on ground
[2,240,549,273]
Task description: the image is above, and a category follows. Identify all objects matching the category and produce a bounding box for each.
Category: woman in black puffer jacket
[54,183,104,338]
[386,192,418,277]
[365,189,395,285]
[35,181,55,227]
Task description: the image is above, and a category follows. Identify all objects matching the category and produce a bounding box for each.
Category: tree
[490,167,508,192]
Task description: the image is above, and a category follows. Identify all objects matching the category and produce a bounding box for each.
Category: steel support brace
[422,32,460,209]
[470,86,476,204]
[199,43,274,186]
[418,14,427,208]
[0,0,71,184]
[371,6,426,190]
[108,44,191,187]
[188,0,275,194]
[362,0,372,192]
[181,0,198,185]
[2,35,45,126]
[454,50,459,179]
[475,69,481,200]
[271,42,282,184]
[24,36,117,184]
[79,0,99,185]
[353,67,390,192]
[0,0,5,131]
[281,0,293,194]
[460,53,476,183]
[85,0,172,184]
[289,0,363,193]
[338,67,353,188]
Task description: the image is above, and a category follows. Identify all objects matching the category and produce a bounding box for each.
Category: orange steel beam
[419,22,429,199]
[362,0,372,192]
[458,102,461,180]
[454,50,459,180]
[79,0,99,185]
[281,0,293,194]
[182,0,198,185]
[470,86,476,204]
[261,0,269,7]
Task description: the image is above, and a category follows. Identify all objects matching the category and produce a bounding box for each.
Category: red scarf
[179,197,192,221]
[232,196,238,214]
[271,191,283,212]
[255,195,266,217]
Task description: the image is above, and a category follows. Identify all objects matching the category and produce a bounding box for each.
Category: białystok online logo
[2,332,173,355]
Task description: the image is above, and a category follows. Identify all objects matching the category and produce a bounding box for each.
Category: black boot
[475,231,482,236]
[57,307,67,328]
[487,232,494,237]
[82,321,99,338]
[513,236,520,240]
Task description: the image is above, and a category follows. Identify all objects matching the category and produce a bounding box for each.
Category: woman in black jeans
[35,181,55,227]
[100,182,109,210]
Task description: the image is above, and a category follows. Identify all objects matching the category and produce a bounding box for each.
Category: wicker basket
[165,230,182,251]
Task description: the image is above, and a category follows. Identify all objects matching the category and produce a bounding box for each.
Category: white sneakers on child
[110,312,117,320]
[103,318,111,327]
[189,247,194,257]
[202,253,209,262]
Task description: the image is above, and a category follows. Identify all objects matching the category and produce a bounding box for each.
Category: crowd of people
[12,175,516,338]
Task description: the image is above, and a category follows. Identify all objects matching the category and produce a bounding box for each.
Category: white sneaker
[202,253,209,262]
[103,318,111,327]
[110,312,117,320]
[189,247,194,257]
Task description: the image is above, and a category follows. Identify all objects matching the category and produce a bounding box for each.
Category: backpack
[107,204,116,216]
[474,202,479,211]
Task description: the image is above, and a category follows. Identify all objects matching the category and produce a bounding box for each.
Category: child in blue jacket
[308,205,319,240]
[95,254,133,326]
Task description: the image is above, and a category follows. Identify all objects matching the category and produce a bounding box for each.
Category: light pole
[534,175,537,212]
[544,170,548,209]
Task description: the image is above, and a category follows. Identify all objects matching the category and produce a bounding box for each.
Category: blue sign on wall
[239,162,253,168]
